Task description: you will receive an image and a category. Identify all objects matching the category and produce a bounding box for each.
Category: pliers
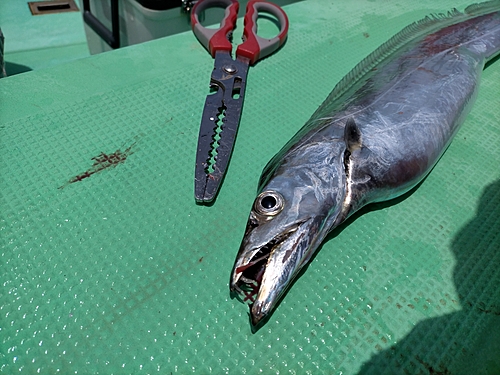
[191,0,289,203]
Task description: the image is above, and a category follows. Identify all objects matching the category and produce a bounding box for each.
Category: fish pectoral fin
[345,117,362,151]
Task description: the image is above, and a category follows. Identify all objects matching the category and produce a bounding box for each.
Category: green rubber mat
[1,1,499,373]
[0,0,88,73]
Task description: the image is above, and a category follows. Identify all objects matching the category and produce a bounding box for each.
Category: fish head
[230,148,347,327]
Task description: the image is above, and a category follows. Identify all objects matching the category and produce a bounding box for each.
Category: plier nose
[194,51,250,203]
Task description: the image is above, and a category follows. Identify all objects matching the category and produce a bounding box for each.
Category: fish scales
[230,1,500,328]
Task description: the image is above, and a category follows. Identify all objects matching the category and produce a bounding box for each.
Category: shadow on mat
[5,61,32,76]
[357,180,500,375]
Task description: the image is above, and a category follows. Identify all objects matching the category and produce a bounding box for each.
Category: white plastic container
[79,0,194,54]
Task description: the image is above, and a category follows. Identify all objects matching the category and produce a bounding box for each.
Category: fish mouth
[230,219,313,326]
[230,224,299,301]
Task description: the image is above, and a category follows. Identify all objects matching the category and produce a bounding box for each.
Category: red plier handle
[191,0,289,65]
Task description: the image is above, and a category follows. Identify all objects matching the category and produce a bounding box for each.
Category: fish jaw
[230,213,326,327]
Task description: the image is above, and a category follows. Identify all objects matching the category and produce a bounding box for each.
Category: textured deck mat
[0,0,88,72]
[1,1,499,374]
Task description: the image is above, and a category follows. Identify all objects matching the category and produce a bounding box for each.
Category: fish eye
[254,191,284,216]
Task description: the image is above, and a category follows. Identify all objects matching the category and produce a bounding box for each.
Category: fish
[229,1,500,328]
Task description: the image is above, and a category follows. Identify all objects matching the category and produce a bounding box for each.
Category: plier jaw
[194,51,250,203]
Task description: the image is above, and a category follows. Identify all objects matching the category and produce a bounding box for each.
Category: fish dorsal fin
[319,8,475,108]
[465,0,500,15]
[345,117,361,151]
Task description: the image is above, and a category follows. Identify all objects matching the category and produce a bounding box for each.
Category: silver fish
[230,1,500,328]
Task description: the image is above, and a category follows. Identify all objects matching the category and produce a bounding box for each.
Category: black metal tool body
[195,51,250,202]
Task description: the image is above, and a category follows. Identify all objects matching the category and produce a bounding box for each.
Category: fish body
[230,1,500,327]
